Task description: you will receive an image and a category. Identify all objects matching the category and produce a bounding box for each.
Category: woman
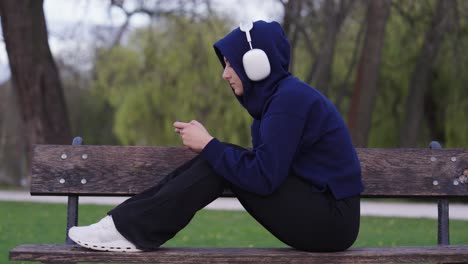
[69,20,364,252]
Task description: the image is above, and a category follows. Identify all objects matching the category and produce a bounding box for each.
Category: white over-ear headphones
[239,22,271,81]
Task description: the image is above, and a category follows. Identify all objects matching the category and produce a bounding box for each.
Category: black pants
[109,151,360,252]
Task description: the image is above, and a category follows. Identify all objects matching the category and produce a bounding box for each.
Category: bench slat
[10,244,468,263]
[32,145,196,196]
[31,145,468,197]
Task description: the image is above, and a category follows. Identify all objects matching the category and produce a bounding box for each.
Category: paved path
[1,190,468,220]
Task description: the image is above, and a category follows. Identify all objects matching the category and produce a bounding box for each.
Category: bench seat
[10,244,468,263]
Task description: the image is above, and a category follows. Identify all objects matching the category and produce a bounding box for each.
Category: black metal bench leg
[65,195,79,245]
[430,141,452,264]
[65,137,83,246]
[438,198,450,246]
[430,141,450,246]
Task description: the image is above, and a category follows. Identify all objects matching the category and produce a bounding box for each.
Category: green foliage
[366,0,468,147]
[435,38,468,147]
[66,86,119,145]
[78,1,468,148]
[368,1,423,147]
[92,17,252,146]
[413,0,468,148]
[285,0,468,148]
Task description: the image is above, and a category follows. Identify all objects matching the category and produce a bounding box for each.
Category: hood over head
[213,20,291,119]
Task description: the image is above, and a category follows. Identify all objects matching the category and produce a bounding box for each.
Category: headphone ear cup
[242,49,271,81]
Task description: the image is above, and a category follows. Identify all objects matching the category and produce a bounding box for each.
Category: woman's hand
[173,120,214,153]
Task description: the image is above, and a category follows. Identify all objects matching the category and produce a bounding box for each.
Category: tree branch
[391,1,416,26]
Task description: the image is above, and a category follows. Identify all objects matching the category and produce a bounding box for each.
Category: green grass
[1,201,468,264]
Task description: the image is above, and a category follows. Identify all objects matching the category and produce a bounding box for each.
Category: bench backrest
[31,145,468,198]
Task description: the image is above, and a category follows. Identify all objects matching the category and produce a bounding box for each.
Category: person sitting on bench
[68,20,364,253]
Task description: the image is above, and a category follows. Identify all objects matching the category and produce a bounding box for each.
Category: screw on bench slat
[65,136,83,246]
[430,141,450,246]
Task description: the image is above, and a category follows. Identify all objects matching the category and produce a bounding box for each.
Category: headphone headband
[239,21,271,81]
[239,22,254,50]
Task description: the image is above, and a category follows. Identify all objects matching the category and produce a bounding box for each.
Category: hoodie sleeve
[250,119,261,148]
[200,112,306,195]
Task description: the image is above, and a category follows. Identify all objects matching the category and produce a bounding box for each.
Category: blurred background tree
[1,0,72,186]
[0,0,467,186]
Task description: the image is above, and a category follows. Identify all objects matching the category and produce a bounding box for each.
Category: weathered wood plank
[359,148,468,197]
[9,244,468,263]
[31,145,196,196]
[31,145,468,197]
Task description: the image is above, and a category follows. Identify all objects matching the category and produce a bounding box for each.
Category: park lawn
[1,201,468,264]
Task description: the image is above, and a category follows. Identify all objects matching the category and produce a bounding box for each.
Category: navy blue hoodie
[200,21,364,199]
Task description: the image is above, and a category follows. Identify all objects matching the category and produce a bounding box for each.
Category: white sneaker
[68,215,141,252]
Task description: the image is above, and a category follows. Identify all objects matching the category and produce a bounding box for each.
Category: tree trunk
[305,0,353,95]
[0,82,27,186]
[347,0,392,147]
[281,0,306,73]
[399,0,452,147]
[0,0,71,163]
[423,71,445,144]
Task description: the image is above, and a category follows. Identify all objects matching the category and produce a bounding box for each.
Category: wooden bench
[9,137,468,263]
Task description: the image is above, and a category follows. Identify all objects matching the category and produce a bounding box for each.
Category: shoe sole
[69,235,141,252]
